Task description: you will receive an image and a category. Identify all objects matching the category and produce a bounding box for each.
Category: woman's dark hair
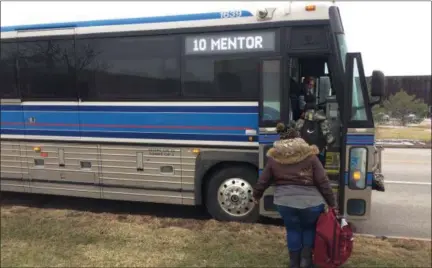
[276,122,299,140]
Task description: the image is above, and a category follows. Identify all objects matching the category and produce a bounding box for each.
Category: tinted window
[351,58,367,121]
[18,39,76,100]
[76,36,180,101]
[183,57,259,100]
[0,41,18,98]
[262,60,281,121]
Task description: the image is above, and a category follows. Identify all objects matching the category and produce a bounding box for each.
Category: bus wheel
[205,166,259,223]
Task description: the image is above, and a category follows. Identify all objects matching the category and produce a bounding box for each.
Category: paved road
[353,148,431,240]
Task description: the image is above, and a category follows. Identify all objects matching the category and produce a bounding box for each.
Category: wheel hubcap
[217,178,255,217]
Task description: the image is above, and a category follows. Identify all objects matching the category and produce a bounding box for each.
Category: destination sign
[185,31,276,55]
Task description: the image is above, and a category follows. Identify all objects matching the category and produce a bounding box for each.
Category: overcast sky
[1,1,431,76]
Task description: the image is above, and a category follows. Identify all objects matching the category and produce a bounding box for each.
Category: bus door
[257,57,290,218]
[341,52,375,220]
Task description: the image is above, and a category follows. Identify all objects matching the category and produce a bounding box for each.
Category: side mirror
[371,70,385,97]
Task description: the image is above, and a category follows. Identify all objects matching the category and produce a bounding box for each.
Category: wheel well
[200,161,257,206]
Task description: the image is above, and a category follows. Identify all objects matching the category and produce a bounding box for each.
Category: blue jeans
[276,204,325,252]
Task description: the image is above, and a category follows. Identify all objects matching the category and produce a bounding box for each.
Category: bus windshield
[337,34,349,71]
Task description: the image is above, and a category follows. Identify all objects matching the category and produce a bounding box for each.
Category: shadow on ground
[0,192,282,226]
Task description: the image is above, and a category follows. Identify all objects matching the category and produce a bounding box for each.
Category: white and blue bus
[0,2,385,222]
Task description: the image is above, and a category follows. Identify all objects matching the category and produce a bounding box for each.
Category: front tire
[205,166,259,222]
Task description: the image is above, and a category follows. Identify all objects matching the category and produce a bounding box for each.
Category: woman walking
[253,123,337,268]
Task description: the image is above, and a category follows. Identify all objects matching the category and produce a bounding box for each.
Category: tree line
[366,75,430,126]
[366,75,431,105]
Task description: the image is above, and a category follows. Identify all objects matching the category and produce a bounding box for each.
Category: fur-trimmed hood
[267,137,320,165]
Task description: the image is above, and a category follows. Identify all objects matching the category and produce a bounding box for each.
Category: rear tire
[205,166,259,223]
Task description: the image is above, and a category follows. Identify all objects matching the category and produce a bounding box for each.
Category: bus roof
[1,3,333,38]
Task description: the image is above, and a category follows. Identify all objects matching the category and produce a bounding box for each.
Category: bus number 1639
[220,11,243,18]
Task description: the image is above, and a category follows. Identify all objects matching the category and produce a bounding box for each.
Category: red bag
[313,208,354,268]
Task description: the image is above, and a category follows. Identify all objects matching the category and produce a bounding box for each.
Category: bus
[0,2,385,222]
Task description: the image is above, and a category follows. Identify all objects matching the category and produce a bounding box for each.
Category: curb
[376,139,431,149]
[379,145,431,149]
[354,233,431,242]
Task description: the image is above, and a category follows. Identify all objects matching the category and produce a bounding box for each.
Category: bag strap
[324,204,344,219]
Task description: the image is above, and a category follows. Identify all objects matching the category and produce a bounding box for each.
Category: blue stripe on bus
[367,173,373,186]
[2,115,258,134]
[1,104,259,138]
[1,11,253,32]
[346,134,374,145]
[0,109,24,130]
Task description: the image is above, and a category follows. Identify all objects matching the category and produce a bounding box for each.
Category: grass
[1,196,431,268]
[376,126,431,142]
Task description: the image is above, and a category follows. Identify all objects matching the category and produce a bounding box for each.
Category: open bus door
[340,52,375,220]
[257,58,290,218]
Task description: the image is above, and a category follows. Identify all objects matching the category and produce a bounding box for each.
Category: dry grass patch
[376,126,431,142]
[1,205,431,267]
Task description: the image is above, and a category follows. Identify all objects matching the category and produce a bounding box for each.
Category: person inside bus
[295,94,335,166]
[299,76,316,111]
[291,76,316,121]
[290,76,315,121]
[252,123,337,268]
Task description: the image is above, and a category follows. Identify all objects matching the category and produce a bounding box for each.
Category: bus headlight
[348,147,367,189]
[352,170,361,181]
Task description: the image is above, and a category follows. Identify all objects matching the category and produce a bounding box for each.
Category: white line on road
[386,180,431,185]
[385,159,431,164]
[354,233,431,242]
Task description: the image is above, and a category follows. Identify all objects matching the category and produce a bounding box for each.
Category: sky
[1,1,431,76]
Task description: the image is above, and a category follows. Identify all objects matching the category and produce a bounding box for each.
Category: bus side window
[0,42,19,99]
